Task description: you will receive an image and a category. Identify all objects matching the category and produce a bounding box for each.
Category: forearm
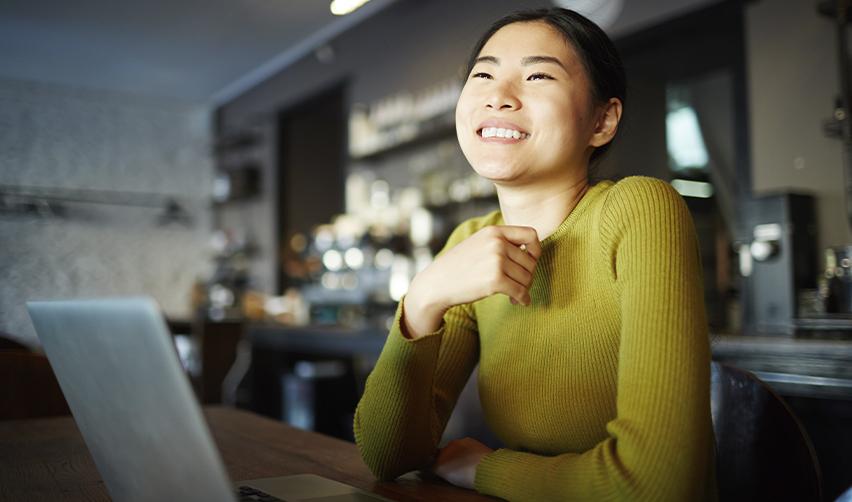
[355,219,482,479]
[354,306,444,479]
[354,295,480,480]
[475,430,715,502]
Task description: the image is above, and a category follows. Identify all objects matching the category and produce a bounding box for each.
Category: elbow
[353,411,414,481]
[355,437,418,481]
[356,435,431,481]
[604,441,713,501]
[353,396,439,481]
[363,457,407,482]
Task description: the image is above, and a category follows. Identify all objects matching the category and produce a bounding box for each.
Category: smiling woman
[353,8,717,502]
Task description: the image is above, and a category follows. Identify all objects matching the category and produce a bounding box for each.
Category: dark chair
[0,332,70,420]
[0,333,32,352]
[711,361,822,502]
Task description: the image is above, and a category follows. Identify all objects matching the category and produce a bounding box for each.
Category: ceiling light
[330,0,371,16]
[671,179,714,199]
[551,0,624,29]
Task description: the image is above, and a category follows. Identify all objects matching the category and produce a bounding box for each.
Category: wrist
[404,277,442,314]
[406,272,448,315]
[402,276,448,340]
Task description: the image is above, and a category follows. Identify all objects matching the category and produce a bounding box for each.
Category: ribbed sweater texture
[353,176,718,501]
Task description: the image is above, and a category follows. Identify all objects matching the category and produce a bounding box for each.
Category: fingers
[476,225,540,305]
[486,225,542,260]
[499,257,533,300]
[431,438,490,490]
[483,257,529,306]
[504,240,537,275]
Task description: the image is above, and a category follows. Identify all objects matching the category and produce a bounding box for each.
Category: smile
[478,127,530,140]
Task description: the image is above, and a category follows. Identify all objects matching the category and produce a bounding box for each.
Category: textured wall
[746,0,847,250]
[0,78,213,346]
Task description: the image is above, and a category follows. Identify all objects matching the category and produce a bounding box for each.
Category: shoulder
[598,176,695,250]
[438,209,502,255]
[606,175,683,204]
[601,176,689,222]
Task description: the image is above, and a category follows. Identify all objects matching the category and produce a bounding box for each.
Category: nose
[485,81,521,111]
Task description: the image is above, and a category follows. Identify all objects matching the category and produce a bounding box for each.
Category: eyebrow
[473,55,568,72]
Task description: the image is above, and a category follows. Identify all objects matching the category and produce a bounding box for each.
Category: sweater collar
[494,180,613,247]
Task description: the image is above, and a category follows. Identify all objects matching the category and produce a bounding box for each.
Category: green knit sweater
[353,176,718,501]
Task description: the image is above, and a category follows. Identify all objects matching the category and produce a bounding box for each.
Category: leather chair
[711,361,822,502]
[0,333,70,420]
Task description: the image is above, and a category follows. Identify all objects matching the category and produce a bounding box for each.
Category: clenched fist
[402,225,541,339]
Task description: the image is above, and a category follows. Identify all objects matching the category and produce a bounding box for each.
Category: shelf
[214,131,262,154]
[350,111,456,162]
[795,315,852,331]
[0,184,194,226]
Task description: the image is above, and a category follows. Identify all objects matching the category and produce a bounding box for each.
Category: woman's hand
[432,437,494,490]
[403,225,541,339]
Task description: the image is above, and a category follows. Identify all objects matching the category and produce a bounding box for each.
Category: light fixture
[330,0,371,16]
[666,105,709,171]
[322,249,344,271]
[551,0,624,29]
[671,179,714,199]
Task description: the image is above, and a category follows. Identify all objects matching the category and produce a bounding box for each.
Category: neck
[496,174,590,242]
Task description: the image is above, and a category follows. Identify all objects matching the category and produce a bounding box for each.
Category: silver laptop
[27,297,390,502]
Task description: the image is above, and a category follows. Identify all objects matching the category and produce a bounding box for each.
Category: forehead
[478,21,577,65]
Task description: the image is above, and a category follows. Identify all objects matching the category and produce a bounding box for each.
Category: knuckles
[486,237,503,254]
[480,226,499,239]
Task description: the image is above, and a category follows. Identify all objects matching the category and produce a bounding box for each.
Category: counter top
[245,325,852,400]
[248,323,386,357]
[711,335,852,400]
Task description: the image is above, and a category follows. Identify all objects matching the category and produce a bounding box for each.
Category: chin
[460,140,530,184]
[470,160,524,183]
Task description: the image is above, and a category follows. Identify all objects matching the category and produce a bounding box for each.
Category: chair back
[711,361,822,501]
[0,348,70,420]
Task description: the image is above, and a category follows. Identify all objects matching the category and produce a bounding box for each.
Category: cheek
[455,87,475,122]
[541,99,590,138]
[455,90,477,147]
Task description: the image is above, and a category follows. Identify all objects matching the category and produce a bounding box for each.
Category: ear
[589,98,622,148]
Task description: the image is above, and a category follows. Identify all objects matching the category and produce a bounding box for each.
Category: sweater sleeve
[353,220,481,481]
[474,177,716,501]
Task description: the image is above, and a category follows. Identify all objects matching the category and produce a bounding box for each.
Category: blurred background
[1,0,852,498]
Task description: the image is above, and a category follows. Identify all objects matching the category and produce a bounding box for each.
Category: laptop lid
[27,297,237,502]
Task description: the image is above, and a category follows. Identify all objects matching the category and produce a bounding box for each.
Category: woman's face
[456,21,600,185]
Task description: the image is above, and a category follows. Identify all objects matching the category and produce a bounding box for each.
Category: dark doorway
[277,83,347,293]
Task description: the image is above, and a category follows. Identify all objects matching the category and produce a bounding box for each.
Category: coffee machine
[738,192,818,336]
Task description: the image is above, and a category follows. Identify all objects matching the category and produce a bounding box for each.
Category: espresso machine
[738,192,818,336]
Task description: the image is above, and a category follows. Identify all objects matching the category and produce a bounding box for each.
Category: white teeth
[480,127,528,140]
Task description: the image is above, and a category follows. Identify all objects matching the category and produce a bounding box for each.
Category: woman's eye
[471,72,492,80]
[528,73,554,81]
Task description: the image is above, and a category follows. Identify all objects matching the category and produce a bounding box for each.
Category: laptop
[27,297,391,502]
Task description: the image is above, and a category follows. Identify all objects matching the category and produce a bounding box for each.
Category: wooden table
[0,406,496,502]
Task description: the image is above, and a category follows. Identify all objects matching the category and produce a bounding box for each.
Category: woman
[354,8,717,501]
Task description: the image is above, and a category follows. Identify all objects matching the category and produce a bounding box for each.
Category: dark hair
[465,8,626,164]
